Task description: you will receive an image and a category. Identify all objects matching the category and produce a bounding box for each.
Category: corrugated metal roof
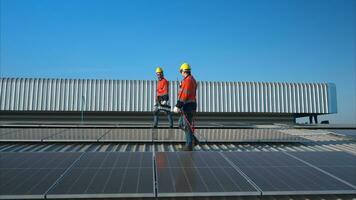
[0,77,337,114]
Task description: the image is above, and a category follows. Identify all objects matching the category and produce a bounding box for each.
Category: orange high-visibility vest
[178,75,197,103]
[157,78,169,97]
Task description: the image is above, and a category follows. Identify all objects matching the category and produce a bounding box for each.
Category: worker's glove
[161,100,167,105]
[173,106,180,113]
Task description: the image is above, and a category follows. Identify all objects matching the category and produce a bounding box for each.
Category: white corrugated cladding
[0,78,337,113]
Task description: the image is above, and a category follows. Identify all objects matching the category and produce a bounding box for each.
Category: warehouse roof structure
[1,77,337,124]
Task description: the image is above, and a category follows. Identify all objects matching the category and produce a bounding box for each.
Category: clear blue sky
[1,0,355,124]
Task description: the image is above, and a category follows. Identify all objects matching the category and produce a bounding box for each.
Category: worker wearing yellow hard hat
[153,67,173,128]
[179,63,191,72]
[174,63,198,151]
[155,67,163,73]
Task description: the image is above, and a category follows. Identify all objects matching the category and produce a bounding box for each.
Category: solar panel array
[0,128,304,142]
[1,151,355,199]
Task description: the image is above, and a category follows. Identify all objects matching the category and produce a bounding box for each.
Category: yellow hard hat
[156,67,163,73]
[179,63,191,71]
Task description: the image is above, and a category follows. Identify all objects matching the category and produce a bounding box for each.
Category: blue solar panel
[289,151,356,187]
[0,152,81,199]
[222,152,356,195]
[46,152,155,198]
[155,152,259,197]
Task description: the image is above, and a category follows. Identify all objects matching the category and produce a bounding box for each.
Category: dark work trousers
[178,111,194,148]
[153,106,173,127]
[309,115,318,124]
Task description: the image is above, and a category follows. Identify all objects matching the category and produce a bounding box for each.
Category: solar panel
[155,129,300,142]
[0,127,304,142]
[0,128,21,136]
[99,129,153,142]
[153,129,185,141]
[289,151,356,187]
[197,129,304,142]
[222,152,356,195]
[155,152,259,197]
[46,152,155,198]
[43,129,110,142]
[0,152,81,199]
[0,128,64,142]
[329,129,356,139]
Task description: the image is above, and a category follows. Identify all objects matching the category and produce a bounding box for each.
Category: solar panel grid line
[40,129,68,141]
[83,153,119,195]
[0,128,20,137]
[283,152,356,189]
[0,153,82,199]
[269,153,356,194]
[284,152,356,189]
[219,152,263,194]
[156,152,260,197]
[157,153,197,197]
[43,152,85,198]
[176,154,201,194]
[197,155,252,194]
[222,152,356,195]
[46,152,155,198]
[83,153,113,193]
[95,129,112,142]
[43,129,111,142]
[46,153,108,198]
